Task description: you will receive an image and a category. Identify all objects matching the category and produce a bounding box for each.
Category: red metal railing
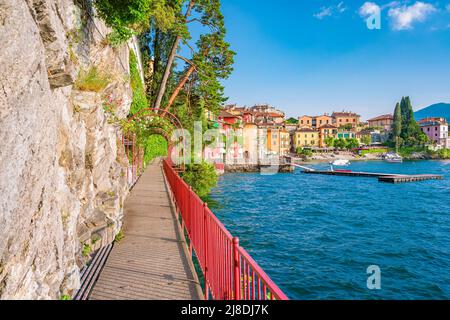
[163,159,288,300]
[121,134,144,187]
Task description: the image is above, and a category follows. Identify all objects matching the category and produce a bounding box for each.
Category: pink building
[419,118,449,148]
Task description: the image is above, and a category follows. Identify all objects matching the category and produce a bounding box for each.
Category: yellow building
[318,124,338,148]
[294,128,319,148]
[279,129,291,155]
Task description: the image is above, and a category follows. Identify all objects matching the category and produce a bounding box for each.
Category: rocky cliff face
[0,0,133,299]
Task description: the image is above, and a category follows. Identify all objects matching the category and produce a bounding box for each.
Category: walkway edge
[161,165,204,300]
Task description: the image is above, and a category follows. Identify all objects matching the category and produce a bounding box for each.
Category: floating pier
[302,169,443,184]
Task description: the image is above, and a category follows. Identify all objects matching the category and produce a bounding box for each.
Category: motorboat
[331,159,350,166]
[384,152,403,163]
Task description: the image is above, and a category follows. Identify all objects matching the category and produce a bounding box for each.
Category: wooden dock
[303,169,443,184]
[89,160,202,300]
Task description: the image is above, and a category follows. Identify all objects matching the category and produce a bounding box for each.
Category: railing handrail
[162,158,288,300]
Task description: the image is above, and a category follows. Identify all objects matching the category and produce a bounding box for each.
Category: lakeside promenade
[89,160,202,300]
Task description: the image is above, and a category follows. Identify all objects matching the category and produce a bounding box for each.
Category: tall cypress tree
[393,102,402,138]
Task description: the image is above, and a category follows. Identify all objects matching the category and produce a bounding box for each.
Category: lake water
[209,160,450,299]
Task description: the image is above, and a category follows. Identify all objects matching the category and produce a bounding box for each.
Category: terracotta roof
[332,112,360,117]
[367,114,393,122]
[297,128,318,133]
[219,110,239,118]
[319,124,338,129]
[419,117,448,126]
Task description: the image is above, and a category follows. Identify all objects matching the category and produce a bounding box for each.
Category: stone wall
[0,0,134,299]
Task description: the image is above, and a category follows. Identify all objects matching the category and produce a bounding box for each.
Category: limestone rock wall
[0,0,134,299]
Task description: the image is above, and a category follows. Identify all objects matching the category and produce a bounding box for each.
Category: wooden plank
[89,162,202,300]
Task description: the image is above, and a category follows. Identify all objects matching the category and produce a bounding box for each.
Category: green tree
[285,117,298,124]
[94,0,176,44]
[296,147,313,157]
[393,102,402,148]
[334,138,348,150]
[324,136,335,148]
[153,0,234,113]
[391,96,427,147]
[361,135,371,146]
[346,138,359,150]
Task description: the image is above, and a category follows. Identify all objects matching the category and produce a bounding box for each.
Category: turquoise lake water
[209,160,450,299]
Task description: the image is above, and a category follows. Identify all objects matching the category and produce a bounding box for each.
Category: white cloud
[314,7,333,20]
[388,2,437,30]
[337,1,347,13]
[314,2,347,20]
[359,2,381,17]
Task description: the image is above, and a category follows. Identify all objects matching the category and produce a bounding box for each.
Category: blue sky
[215,0,450,119]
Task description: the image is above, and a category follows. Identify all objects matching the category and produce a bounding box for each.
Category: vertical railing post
[188,186,193,256]
[203,203,209,300]
[233,237,241,300]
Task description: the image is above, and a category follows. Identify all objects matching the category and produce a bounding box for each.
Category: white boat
[331,159,350,166]
[384,152,403,163]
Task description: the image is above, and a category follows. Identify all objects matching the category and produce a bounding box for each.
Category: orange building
[299,114,333,128]
[318,124,338,147]
[332,111,361,128]
[298,116,313,127]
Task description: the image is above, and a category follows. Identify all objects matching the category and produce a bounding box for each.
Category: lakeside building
[419,117,450,149]
[242,123,259,163]
[337,130,356,139]
[294,128,320,148]
[298,114,333,129]
[367,114,393,132]
[318,124,338,148]
[280,128,291,155]
[332,111,361,128]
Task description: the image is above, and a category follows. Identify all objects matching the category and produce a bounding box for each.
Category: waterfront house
[337,130,356,139]
[280,128,291,155]
[294,128,320,148]
[367,114,393,132]
[419,117,450,149]
[243,123,259,163]
[315,114,334,128]
[332,111,361,128]
[298,114,333,129]
[265,124,282,155]
[298,115,313,128]
[250,104,285,124]
[318,124,338,148]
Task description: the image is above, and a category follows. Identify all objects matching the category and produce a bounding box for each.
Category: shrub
[74,66,110,92]
[129,51,148,115]
[143,135,168,164]
[114,230,125,242]
[181,162,218,200]
[296,147,313,157]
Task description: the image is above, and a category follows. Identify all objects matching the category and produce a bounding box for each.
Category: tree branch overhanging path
[153,0,195,112]
[152,0,235,115]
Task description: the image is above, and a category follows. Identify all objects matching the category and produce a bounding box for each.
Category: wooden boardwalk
[89,160,202,300]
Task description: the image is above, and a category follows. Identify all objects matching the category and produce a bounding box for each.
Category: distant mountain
[414,103,450,122]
